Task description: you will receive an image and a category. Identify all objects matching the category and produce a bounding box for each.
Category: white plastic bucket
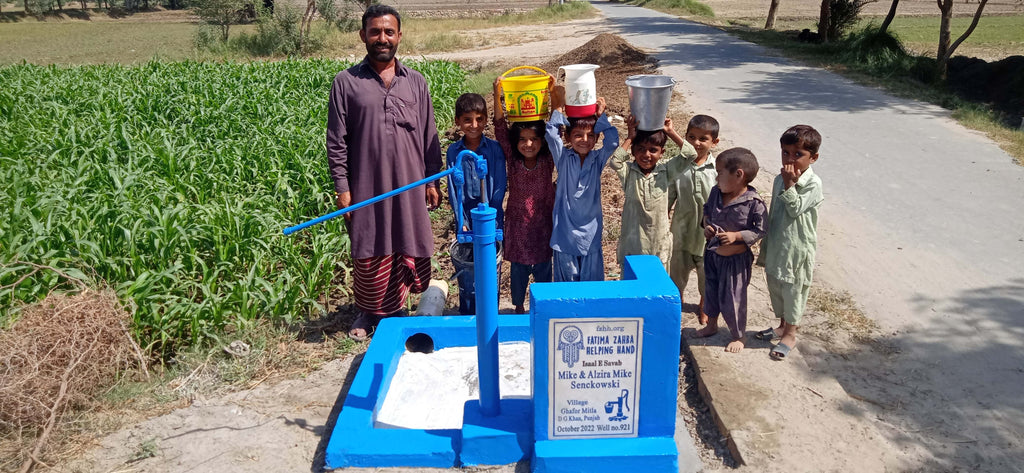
[558,64,600,117]
[625,75,676,131]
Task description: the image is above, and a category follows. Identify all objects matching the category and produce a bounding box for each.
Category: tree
[192,0,248,41]
[765,0,781,29]
[936,0,988,79]
[818,0,831,41]
[878,0,899,34]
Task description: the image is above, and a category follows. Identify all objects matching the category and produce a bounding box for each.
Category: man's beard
[367,42,397,63]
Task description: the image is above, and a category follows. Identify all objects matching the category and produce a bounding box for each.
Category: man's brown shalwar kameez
[327,58,442,315]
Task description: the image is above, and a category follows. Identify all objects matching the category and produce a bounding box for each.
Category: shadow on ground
[807,279,1024,471]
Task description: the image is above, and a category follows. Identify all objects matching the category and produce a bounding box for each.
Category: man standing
[326,4,442,340]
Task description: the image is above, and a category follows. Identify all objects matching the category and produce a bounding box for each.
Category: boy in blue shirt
[446,93,506,314]
[545,86,619,282]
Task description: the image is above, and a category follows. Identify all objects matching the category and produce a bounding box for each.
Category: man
[326,4,442,341]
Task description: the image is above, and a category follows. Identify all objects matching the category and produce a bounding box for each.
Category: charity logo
[557,325,583,368]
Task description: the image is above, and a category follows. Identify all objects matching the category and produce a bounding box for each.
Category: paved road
[589,1,1024,470]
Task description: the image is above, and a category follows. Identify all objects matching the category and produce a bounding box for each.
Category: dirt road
[587,1,1024,471]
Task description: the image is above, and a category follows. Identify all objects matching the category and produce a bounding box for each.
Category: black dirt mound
[550,33,656,69]
[947,55,1024,125]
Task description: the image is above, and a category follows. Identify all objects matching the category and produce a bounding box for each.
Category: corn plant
[0,58,466,358]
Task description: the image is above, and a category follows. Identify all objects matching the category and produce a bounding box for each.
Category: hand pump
[283,149,503,417]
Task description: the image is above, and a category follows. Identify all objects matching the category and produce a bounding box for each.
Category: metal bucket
[625,75,676,131]
[450,240,504,315]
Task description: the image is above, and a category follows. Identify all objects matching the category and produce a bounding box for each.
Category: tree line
[764,0,992,78]
[12,0,188,15]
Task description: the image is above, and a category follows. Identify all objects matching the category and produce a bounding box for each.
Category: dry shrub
[0,290,145,472]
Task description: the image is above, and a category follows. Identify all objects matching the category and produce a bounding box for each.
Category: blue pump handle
[283,150,482,235]
[449,152,503,244]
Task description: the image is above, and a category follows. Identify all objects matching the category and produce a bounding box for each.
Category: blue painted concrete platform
[324,255,689,471]
[323,314,532,469]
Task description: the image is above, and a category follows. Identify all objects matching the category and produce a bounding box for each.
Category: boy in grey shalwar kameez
[692,148,767,353]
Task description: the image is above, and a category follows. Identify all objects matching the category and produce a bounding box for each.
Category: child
[755,125,824,360]
[446,93,507,315]
[493,78,555,314]
[609,115,698,270]
[692,147,767,353]
[545,85,619,282]
[669,115,720,325]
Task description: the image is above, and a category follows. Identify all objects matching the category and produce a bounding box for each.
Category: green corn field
[0,58,466,358]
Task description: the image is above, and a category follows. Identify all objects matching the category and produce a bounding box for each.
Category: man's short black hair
[717,147,759,185]
[362,4,401,31]
[455,93,487,120]
[780,124,821,154]
[686,114,720,139]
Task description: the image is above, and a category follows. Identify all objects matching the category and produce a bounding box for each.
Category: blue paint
[471,204,501,416]
[323,315,532,469]
[461,398,533,466]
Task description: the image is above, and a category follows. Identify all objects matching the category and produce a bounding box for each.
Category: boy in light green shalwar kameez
[609,115,698,273]
[668,115,720,324]
[755,124,824,361]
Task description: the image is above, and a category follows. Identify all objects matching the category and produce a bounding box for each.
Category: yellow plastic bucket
[499,66,550,122]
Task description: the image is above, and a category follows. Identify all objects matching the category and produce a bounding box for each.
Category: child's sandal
[770,342,792,360]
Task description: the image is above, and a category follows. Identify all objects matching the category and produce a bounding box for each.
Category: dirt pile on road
[542,33,658,116]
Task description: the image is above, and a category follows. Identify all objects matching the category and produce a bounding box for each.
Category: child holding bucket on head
[669,114,721,325]
[754,125,824,360]
[446,92,507,315]
[609,114,698,272]
[545,83,619,282]
[493,77,556,314]
[691,148,767,353]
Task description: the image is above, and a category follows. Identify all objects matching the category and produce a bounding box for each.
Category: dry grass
[804,285,879,345]
[0,289,146,473]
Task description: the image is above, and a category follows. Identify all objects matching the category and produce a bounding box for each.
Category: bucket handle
[500,65,548,79]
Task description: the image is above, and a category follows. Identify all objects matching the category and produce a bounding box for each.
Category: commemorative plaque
[548,317,643,439]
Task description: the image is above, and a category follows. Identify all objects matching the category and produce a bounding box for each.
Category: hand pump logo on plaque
[549,318,643,439]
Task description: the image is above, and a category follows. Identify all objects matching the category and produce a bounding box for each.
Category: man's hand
[426,186,440,211]
[781,163,802,190]
[336,191,352,221]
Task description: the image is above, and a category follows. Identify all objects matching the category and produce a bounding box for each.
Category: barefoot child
[493,78,555,314]
[693,148,767,353]
[669,115,720,325]
[755,125,824,360]
[545,85,619,282]
[609,115,698,270]
[446,93,507,315]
